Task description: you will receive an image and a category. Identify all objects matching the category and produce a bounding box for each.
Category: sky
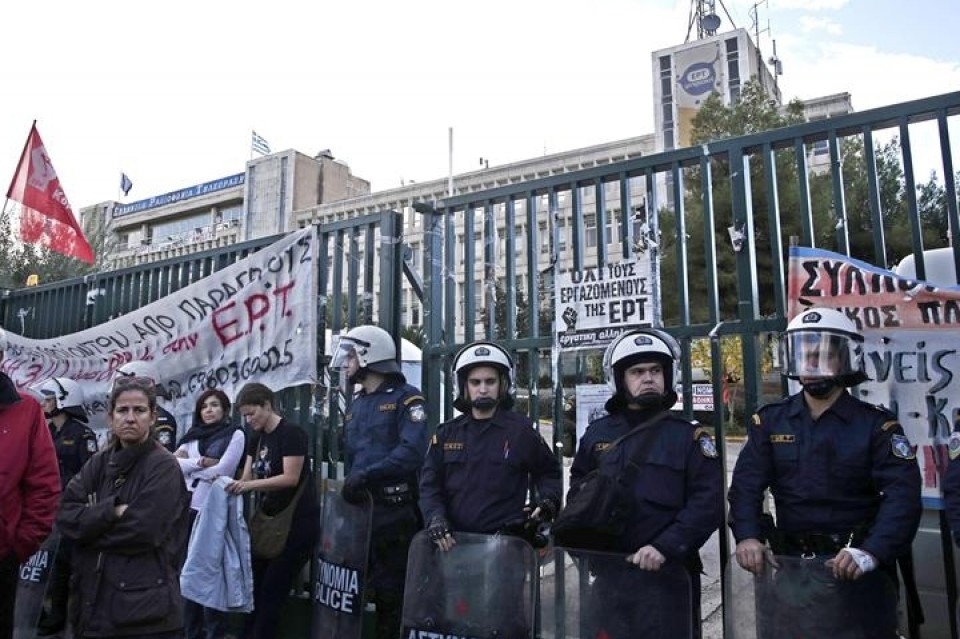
[1,0,958,212]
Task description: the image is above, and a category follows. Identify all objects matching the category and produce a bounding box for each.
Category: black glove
[427,517,452,543]
[342,471,368,505]
[531,499,557,523]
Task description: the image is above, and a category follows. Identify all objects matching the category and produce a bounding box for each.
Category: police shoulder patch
[752,413,761,427]
[408,403,426,423]
[890,433,917,460]
[949,432,960,461]
[695,430,718,458]
[158,431,172,445]
[86,439,98,453]
[699,436,718,458]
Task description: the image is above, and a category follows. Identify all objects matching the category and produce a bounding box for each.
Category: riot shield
[539,547,694,639]
[312,479,373,639]
[725,554,900,639]
[12,530,60,639]
[401,531,537,639]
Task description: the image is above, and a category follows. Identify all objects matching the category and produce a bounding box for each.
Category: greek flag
[120,172,133,196]
[251,130,271,155]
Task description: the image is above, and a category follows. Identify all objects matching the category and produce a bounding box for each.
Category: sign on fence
[554,259,653,352]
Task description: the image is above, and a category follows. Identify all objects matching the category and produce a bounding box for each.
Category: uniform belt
[374,482,413,505]
[778,530,866,556]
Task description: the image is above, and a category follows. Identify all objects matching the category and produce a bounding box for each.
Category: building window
[660,54,675,150]
[726,38,740,104]
[584,214,597,248]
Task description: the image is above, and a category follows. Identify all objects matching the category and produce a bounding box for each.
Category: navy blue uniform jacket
[345,380,429,486]
[50,417,98,488]
[569,410,722,559]
[943,424,960,545]
[728,391,922,564]
[419,408,562,533]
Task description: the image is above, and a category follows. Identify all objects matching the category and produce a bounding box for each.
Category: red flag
[6,123,94,264]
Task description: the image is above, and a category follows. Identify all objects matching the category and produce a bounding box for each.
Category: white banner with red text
[0,226,318,437]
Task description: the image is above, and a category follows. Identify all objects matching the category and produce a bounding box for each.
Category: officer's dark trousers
[0,551,18,639]
[242,521,315,639]
[369,503,420,639]
[758,559,899,639]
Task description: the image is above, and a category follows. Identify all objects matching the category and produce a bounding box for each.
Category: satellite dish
[701,13,722,32]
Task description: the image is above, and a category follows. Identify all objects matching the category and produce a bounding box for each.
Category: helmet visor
[782,330,858,378]
[329,337,360,371]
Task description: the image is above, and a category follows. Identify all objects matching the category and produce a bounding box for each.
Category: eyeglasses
[113,375,156,391]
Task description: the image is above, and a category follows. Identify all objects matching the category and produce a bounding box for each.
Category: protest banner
[0,227,318,439]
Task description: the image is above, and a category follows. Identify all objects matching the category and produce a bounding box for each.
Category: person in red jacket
[0,361,61,639]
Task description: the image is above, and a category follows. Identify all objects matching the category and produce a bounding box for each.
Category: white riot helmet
[114,360,159,383]
[603,328,680,410]
[332,325,402,384]
[113,359,170,399]
[34,377,88,422]
[452,341,515,412]
[781,307,867,396]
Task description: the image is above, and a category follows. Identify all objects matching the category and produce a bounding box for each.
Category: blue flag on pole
[120,173,133,196]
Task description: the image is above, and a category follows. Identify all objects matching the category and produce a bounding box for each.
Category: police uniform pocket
[638,461,685,509]
[442,449,468,492]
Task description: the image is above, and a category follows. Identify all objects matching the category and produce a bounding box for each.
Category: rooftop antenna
[686,0,736,42]
[749,0,782,92]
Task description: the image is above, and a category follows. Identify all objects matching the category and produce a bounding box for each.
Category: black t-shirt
[247,419,309,516]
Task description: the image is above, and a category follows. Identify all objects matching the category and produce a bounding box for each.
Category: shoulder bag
[552,411,668,551]
[246,436,308,559]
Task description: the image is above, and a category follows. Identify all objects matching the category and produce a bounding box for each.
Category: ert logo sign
[679,61,716,96]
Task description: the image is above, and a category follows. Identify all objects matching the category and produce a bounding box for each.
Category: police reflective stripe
[751,414,761,426]
[881,420,900,432]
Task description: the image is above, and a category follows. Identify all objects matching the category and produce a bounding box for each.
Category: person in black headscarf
[174,389,246,639]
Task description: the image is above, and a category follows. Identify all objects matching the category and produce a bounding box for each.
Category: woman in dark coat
[57,376,190,639]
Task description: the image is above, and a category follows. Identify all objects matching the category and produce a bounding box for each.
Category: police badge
[890,434,917,460]
[699,435,718,459]
[949,432,960,461]
[409,404,426,423]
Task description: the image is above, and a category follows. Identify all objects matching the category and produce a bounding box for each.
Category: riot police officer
[418,341,561,638]
[113,360,178,451]
[34,377,97,487]
[564,328,722,639]
[728,307,922,638]
[32,377,96,636]
[332,325,429,639]
[420,340,562,545]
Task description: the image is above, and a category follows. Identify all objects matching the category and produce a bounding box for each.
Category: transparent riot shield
[312,479,373,639]
[401,531,538,639]
[539,547,694,639]
[12,530,60,639]
[726,554,900,639]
